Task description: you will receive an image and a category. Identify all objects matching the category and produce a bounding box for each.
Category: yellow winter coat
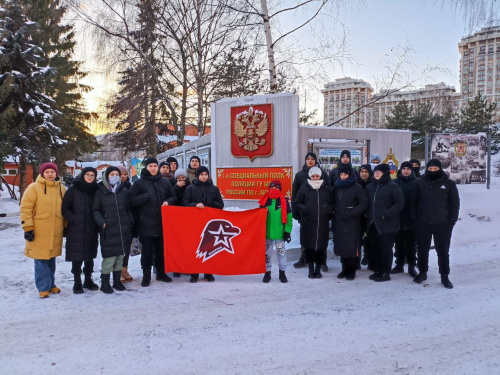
[20,175,66,260]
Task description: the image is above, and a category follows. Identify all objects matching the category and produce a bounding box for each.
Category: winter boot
[308,263,315,279]
[293,253,308,269]
[441,275,454,289]
[263,271,271,283]
[346,271,356,281]
[374,272,391,282]
[408,265,418,278]
[100,274,114,294]
[413,272,427,284]
[83,274,99,290]
[337,261,347,279]
[173,272,181,278]
[190,274,199,283]
[141,268,152,287]
[112,271,126,291]
[369,270,382,280]
[279,270,288,283]
[314,262,323,279]
[121,267,133,282]
[156,271,173,283]
[73,273,84,294]
[391,264,404,274]
[204,274,215,282]
[49,287,61,294]
[39,291,50,299]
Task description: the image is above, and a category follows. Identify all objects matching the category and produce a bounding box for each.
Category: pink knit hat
[40,163,58,176]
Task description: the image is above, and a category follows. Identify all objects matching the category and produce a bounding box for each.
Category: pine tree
[0,2,65,194]
[385,100,413,130]
[458,94,499,153]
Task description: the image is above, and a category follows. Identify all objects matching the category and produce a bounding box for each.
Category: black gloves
[283,232,291,243]
[24,230,35,242]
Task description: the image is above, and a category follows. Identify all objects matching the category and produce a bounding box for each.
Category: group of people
[19,149,460,299]
[290,150,460,288]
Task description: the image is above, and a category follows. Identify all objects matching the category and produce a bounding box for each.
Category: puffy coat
[183,179,224,209]
[291,164,329,220]
[410,171,460,225]
[93,182,133,258]
[329,162,359,186]
[295,181,333,250]
[61,175,99,261]
[260,197,293,240]
[20,175,66,260]
[365,172,405,235]
[130,170,177,237]
[332,177,369,257]
[394,172,417,230]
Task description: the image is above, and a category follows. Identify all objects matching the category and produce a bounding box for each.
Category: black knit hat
[166,157,178,165]
[339,164,352,176]
[409,158,421,167]
[104,166,121,181]
[399,161,413,171]
[340,150,351,159]
[373,163,390,174]
[159,161,169,169]
[196,165,210,178]
[81,167,97,177]
[359,164,372,173]
[304,152,318,163]
[190,156,201,163]
[143,157,158,167]
[426,159,442,169]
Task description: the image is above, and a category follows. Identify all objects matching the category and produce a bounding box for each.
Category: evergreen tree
[385,100,413,130]
[0,2,65,193]
[458,94,499,153]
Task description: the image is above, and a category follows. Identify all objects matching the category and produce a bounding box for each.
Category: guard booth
[159,93,411,209]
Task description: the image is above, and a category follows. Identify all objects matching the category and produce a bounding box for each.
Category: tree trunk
[19,154,27,200]
[260,0,277,93]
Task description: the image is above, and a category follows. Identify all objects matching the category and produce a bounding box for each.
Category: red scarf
[258,189,288,224]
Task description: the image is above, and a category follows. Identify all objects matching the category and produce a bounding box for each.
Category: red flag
[162,206,267,275]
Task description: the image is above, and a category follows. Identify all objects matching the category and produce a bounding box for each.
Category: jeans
[265,239,287,271]
[34,258,56,292]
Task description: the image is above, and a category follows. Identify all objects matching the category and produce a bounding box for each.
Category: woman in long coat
[61,167,100,294]
[333,164,368,280]
[295,167,333,279]
[20,163,66,298]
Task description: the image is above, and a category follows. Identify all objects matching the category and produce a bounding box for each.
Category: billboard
[430,133,487,184]
[318,148,362,172]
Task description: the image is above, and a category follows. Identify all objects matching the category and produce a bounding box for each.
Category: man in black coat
[329,150,358,186]
[291,152,329,269]
[392,161,418,277]
[365,164,405,282]
[130,157,177,287]
[410,159,460,289]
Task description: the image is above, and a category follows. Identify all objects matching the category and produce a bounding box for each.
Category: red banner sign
[216,167,293,201]
[162,206,266,275]
[231,104,273,161]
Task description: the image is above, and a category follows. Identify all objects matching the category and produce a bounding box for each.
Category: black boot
[369,270,382,280]
[100,274,114,294]
[314,262,322,279]
[308,263,315,279]
[204,274,215,282]
[83,273,99,290]
[263,271,271,283]
[156,271,173,283]
[190,274,199,283]
[374,272,391,282]
[346,270,356,281]
[173,272,181,278]
[345,263,356,280]
[293,253,307,269]
[141,268,152,287]
[413,272,427,284]
[112,271,126,291]
[391,264,404,274]
[441,275,454,289]
[73,273,84,294]
[408,265,418,278]
[279,270,288,283]
[337,262,347,279]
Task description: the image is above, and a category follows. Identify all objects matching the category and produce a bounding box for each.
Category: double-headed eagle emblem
[234,106,269,152]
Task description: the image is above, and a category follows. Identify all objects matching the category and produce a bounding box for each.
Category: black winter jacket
[329,162,359,186]
[410,171,460,225]
[291,164,329,220]
[365,172,405,235]
[92,183,134,258]
[332,178,369,257]
[61,176,99,262]
[173,179,191,206]
[394,172,417,230]
[130,170,177,237]
[295,181,333,250]
[183,179,224,208]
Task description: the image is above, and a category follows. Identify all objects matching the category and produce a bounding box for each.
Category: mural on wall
[231,105,273,161]
[430,133,487,184]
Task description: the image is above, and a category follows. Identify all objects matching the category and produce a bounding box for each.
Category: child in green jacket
[258,180,293,283]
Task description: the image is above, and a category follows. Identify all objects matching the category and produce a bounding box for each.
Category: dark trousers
[416,222,453,275]
[394,230,416,266]
[305,248,326,264]
[122,254,130,268]
[341,256,357,273]
[140,236,165,274]
[71,260,94,276]
[367,224,396,273]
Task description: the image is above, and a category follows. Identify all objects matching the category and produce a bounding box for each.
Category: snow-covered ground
[1,181,499,375]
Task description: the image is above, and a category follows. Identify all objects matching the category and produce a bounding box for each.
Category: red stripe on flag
[162,206,267,275]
